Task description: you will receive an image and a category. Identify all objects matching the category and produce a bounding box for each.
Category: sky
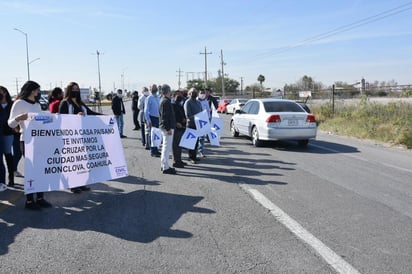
[0,0,411,95]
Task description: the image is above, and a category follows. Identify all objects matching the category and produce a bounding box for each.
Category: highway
[1,102,411,273]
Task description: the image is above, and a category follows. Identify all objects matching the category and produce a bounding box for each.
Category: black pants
[133,110,140,129]
[172,128,185,163]
[20,141,43,202]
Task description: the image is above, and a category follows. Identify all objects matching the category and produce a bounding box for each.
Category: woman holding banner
[8,81,53,210]
[58,82,102,193]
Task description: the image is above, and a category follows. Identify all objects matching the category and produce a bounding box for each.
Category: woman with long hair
[8,80,52,210]
[59,82,101,193]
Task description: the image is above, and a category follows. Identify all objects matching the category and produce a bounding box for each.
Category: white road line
[240,185,361,274]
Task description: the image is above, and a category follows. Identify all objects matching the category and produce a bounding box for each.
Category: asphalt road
[1,102,411,273]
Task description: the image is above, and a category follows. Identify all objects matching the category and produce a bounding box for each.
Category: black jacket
[111,95,125,115]
[0,103,15,135]
[159,96,176,131]
[131,93,139,111]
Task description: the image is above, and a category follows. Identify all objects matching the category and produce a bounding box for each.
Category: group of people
[0,80,219,211]
[135,84,218,175]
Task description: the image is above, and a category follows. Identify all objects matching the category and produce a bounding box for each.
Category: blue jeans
[115,113,124,136]
[149,116,159,155]
[0,136,5,183]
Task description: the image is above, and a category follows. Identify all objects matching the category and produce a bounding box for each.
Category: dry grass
[312,98,412,149]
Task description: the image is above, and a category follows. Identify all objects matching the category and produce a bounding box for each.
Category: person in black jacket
[59,81,102,194]
[131,91,140,130]
[111,89,127,138]
[172,90,187,168]
[159,84,176,174]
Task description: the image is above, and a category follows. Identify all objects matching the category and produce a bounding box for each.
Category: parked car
[39,94,49,111]
[230,99,317,147]
[226,98,249,114]
[217,98,231,113]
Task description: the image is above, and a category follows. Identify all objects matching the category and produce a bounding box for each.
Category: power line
[246,2,412,61]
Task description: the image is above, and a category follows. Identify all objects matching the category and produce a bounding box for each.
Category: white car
[230,98,317,147]
[226,98,249,114]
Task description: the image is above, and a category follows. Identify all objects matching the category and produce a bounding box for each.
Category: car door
[235,101,252,134]
[237,101,259,135]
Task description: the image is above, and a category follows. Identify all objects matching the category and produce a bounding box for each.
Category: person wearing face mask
[0,86,15,190]
[172,89,187,168]
[138,87,150,148]
[59,82,101,194]
[197,89,211,158]
[131,91,140,131]
[111,89,127,138]
[8,80,53,209]
[183,87,202,164]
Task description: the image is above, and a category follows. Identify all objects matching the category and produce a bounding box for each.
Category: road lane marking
[310,143,412,174]
[240,185,361,274]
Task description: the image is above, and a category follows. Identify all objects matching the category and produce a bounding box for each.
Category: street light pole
[14,28,30,81]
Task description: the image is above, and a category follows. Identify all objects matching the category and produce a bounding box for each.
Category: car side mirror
[235,109,242,114]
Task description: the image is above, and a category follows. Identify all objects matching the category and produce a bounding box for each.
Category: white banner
[208,128,220,146]
[211,117,223,136]
[150,127,163,148]
[211,102,219,118]
[23,113,128,194]
[194,109,211,136]
[179,128,199,149]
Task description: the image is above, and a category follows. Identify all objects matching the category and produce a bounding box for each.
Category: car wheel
[230,121,239,137]
[252,126,262,147]
[298,139,309,147]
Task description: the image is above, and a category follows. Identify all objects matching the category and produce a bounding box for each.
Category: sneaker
[199,152,206,158]
[14,171,23,177]
[162,168,176,175]
[36,199,52,208]
[151,153,161,158]
[25,201,41,210]
[0,183,7,192]
[80,186,91,191]
[173,162,185,168]
[189,159,198,164]
[120,135,127,138]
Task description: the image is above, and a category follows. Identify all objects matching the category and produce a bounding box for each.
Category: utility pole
[220,49,226,97]
[15,78,20,95]
[14,28,30,81]
[240,77,244,96]
[93,50,103,112]
[199,47,212,88]
[176,67,184,89]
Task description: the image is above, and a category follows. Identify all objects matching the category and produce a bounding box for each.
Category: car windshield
[263,101,304,112]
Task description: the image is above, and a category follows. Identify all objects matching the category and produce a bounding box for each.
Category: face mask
[0,94,4,101]
[117,93,123,98]
[199,94,206,100]
[143,91,149,96]
[35,93,41,101]
[71,90,80,99]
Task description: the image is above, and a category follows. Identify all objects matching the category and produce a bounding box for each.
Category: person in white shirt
[8,81,52,210]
